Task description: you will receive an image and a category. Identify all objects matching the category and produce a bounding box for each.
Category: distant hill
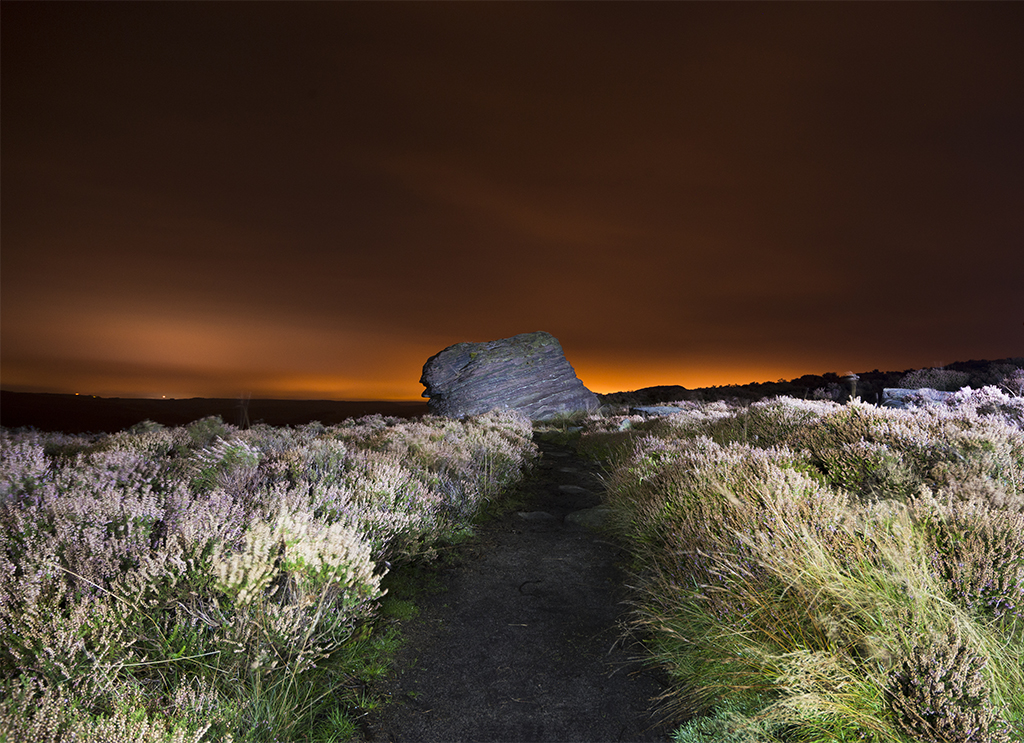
[4,358,1021,433]
[599,357,1024,408]
[0,392,428,433]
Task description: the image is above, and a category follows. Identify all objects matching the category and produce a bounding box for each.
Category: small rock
[565,507,614,531]
[516,511,558,522]
[558,485,591,495]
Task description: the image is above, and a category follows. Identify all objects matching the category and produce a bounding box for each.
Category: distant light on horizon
[0,355,987,400]
[2,363,790,399]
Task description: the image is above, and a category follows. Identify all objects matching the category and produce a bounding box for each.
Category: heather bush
[811,381,845,401]
[916,495,1024,624]
[899,367,971,392]
[888,626,1011,743]
[0,409,536,741]
[949,385,1024,430]
[186,415,232,447]
[1001,369,1024,398]
[585,395,1024,741]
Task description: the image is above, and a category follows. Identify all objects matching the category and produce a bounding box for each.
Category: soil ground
[361,436,674,742]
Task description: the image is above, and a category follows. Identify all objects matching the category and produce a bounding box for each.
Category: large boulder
[420,331,600,420]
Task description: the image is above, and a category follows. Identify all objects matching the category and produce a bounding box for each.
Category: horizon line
[3,356,1019,402]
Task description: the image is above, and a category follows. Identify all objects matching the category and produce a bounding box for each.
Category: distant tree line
[600,357,1024,408]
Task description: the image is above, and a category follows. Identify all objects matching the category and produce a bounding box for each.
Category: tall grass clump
[0,410,536,742]
[586,391,1023,742]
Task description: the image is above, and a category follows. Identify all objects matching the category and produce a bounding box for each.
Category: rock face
[420,331,600,420]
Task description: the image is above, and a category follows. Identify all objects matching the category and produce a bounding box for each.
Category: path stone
[565,506,615,532]
[516,511,558,522]
[363,439,671,742]
[558,484,591,495]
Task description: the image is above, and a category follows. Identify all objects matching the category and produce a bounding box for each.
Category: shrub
[888,626,1011,743]
[186,416,232,447]
[917,496,1024,623]
[948,386,1024,430]
[0,410,537,741]
[900,368,971,392]
[1000,368,1024,398]
[593,396,1024,740]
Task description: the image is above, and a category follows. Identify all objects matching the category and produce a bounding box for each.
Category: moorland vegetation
[580,368,1024,742]
[2,363,1023,742]
[0,411,537,741]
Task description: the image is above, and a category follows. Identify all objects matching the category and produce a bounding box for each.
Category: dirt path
[361,438,672,742]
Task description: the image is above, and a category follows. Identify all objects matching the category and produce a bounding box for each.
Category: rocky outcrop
[630,405,688,417]
[881,387,955,409]
[420,331,600,420]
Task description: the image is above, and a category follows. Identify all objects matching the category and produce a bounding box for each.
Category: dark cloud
[2,3,1022,398]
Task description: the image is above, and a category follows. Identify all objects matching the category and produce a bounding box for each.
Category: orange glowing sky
[3,3,1022,400]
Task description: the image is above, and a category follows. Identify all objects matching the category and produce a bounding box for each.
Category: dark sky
[3,2,1022,400]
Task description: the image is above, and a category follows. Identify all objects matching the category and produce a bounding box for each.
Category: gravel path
[362,438,672,742]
